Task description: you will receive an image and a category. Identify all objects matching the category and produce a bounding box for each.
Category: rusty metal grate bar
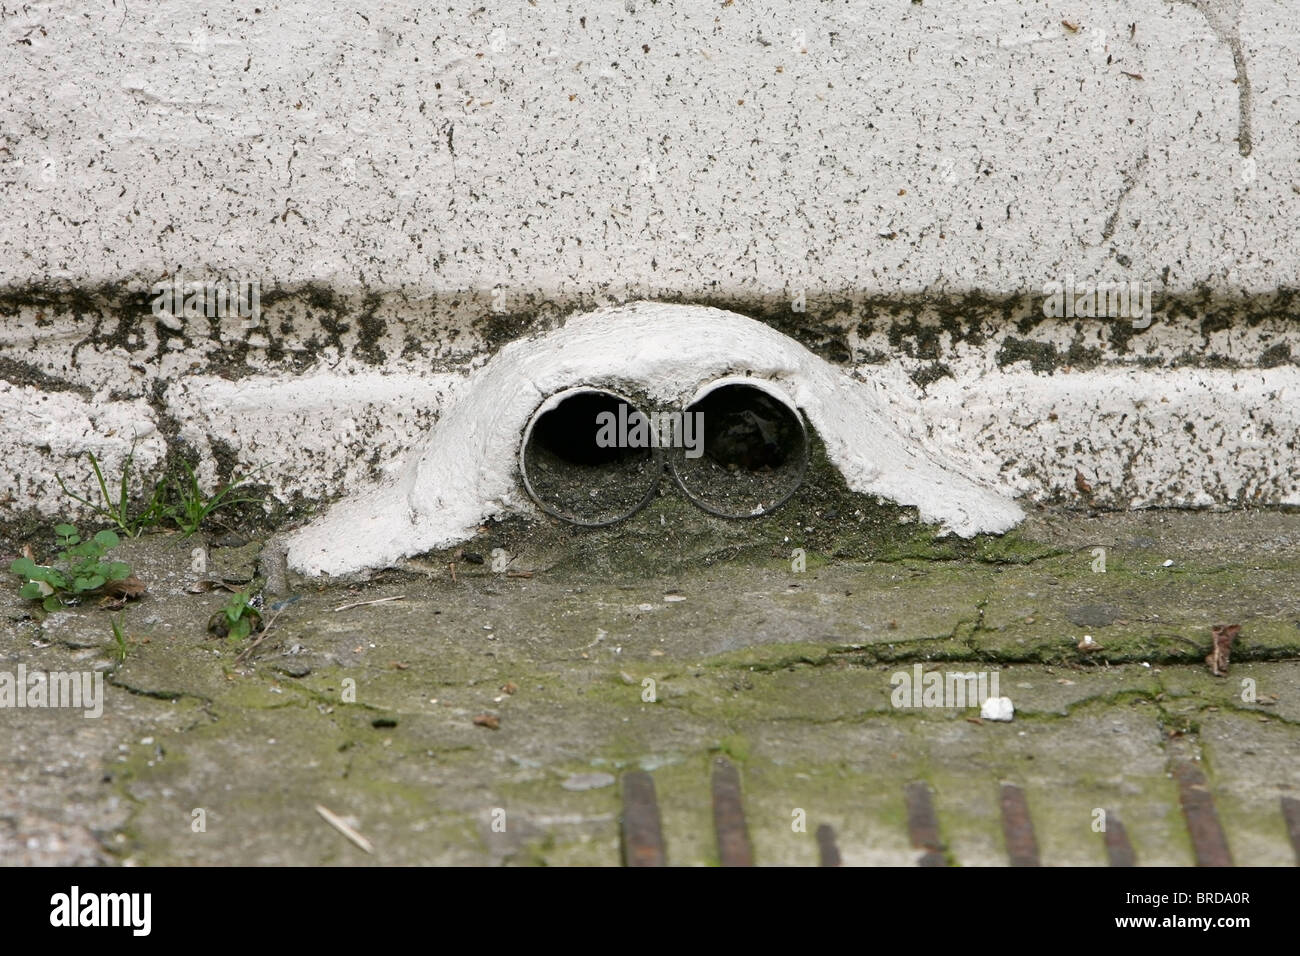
[616,768,1297,866]
[816,823,841,866]
[999,783,1041,867]
[1281,795,1300,865]
[620,770,666,867]
[903,781,948,867]
[711,756,753,867]
[1173,762,1232,867]
[1103,812,1136,866]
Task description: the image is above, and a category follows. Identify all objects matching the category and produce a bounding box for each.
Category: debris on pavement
[1206,624,1240,677]
[980,697,1015,721]
[334,595,405,612]
[314,804,374,854]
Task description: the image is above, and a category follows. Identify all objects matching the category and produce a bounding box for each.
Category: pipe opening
[519,388,663,526]
[669,381,808,517]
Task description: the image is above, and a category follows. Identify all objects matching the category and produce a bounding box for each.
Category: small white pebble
[980,697,1015,721]
[1162,559,1174,567]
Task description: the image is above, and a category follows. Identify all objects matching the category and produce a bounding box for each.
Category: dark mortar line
[0,355,94,399]
[867,549,1071,568]
[703,642,1300,674]
[660,686,1166,728]
[105,672,214,707]
[274,676,387,713]
[1147,657,1300,731]
[1149,673,1214,778]
[3,286,1299,383]
[885,648,1300,667]
[965,685,1300,730]
[671,687,1167,728]
[1179,698,1300,730]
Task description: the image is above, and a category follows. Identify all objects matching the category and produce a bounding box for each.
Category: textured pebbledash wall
[0,0,1296,534]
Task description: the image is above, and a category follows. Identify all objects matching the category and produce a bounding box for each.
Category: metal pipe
[518,386,664,526]
[668,378,808,517]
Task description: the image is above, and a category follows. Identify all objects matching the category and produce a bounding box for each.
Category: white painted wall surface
[2,0,1294,294]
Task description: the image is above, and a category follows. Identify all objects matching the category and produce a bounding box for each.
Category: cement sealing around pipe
[283,302,1024,577]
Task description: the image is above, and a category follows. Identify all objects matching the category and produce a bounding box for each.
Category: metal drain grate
[619,760,1300,867]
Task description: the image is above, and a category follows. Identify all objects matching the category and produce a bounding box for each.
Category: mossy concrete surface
[2,508,1298,865]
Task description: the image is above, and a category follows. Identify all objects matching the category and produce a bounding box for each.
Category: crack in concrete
[1176,0,1253,156]
[718,640,1300,671]
[1101,150,1150,243]
[671,682,1300,731]
[105,672,214,707]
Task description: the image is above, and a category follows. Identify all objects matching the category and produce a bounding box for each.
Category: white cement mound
[284,303,1024,576]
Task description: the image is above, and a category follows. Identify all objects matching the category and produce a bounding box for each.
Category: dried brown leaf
[104,576,146,599]
[1206,624,1239,677]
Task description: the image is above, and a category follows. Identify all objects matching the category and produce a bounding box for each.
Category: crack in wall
[1101,151,1150,243]
[1176,0,1254,156]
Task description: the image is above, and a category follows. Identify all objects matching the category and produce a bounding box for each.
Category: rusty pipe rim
[668,377,809,518]
[519,386,664,527]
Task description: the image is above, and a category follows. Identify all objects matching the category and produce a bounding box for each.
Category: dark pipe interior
[522,390,661,526]
[693,384,802,471]
[529,391,644,467]
[670,382,806,517]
